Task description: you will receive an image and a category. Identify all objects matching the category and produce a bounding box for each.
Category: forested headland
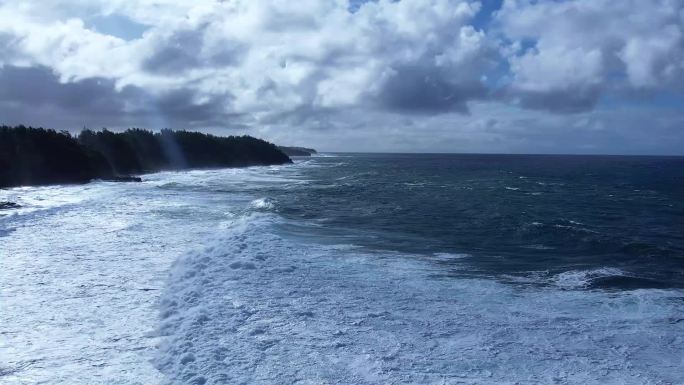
[278,146,318,156]
[0,126,292,188]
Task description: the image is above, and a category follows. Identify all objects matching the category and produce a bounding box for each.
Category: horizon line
[315,151,684,158]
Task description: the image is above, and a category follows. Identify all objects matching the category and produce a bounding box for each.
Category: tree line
[0,125,292,188]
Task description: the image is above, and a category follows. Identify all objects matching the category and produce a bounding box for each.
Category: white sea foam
[0,165,302,384]
[310,153,339,158]
[249,197,276,210]
[521,244,555,250]
[432,252,471,261]
[553,223,599,234]
[506,267,631,290]
[552,267,627,289]
[155,214,684,384]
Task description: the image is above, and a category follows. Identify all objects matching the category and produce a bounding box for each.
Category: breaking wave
[155,212,684,384]
[249,198,276,210]
[552,267,627,289]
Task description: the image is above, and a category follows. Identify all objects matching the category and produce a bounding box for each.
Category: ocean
[1,153,682,384]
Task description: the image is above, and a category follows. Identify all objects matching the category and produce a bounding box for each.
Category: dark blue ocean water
[273,154,684,290]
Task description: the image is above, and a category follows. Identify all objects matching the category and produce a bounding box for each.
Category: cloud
[0,65,241,129]
[375,64,485,113]
[495,0,684,112]
[0,0,493,115]
[0,0,682,154]
[141,23,246,75]
[0,65,139,119]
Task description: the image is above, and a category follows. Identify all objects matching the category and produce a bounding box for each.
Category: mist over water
[1,154,683,384]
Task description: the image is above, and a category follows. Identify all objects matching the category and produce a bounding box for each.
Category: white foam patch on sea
[0,164,297,384]
[249,197,276,210]
[155,213,683,385]
[552,267,628,289]
[431,252,471,261]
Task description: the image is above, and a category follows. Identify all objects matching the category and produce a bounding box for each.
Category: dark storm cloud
[376,65,487,114]
[0,65,142,117]
[153,88,242,127]
[510,86,602,114]
[0,65,236,129]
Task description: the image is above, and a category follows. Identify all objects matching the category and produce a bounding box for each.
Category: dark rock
[0,201,21,210]
[104,175,142,183]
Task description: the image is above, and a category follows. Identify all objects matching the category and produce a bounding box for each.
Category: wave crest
[249,198,275,210]
[552,267,627,289]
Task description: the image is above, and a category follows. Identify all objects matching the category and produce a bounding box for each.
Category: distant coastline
[278,146,318,156]
[0,125,293,188]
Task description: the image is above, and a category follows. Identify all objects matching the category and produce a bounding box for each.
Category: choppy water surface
[1,154,683,384]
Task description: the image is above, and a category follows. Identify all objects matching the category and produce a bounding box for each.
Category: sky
[0,0,683,154]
